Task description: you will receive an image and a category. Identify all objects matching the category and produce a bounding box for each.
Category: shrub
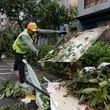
[26,45,55,65]
[0,22,21,58]
[80,41,110,66]
[43,62,71,79]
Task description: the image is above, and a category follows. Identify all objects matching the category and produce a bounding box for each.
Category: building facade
[78,0,110,41]
[59,0,78,8]
[69,0,78,7]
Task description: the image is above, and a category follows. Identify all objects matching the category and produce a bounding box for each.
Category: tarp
[40,26,108,62]
[23,59,45,110]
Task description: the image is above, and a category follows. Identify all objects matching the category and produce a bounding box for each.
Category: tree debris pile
[66,66,110,110]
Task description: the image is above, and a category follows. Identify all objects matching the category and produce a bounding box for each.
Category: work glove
[57,31,67,35]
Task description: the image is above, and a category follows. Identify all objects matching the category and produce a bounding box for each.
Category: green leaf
[81,88,99,94]
[107,95,110,101]
[0,93,5,99]
[108,78,110,82]
[104,101,110,110]
[6,89,11,97]
[90,97,97,107]
[99,81,108,87]
[79,95,86,103]
[89,78,98,83]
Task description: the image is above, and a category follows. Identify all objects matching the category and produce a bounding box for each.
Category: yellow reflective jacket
[13,29,33,54]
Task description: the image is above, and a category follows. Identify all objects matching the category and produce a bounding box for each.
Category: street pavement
[0,60,16,83]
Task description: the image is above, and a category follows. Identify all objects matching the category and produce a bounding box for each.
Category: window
[84,0,107,8]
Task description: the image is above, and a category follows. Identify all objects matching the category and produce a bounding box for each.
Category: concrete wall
[78,0,110,41]
[68,0,78,7]
[97,20,110,42]
[78,0,110,17]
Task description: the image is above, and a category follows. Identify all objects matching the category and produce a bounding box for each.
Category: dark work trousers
[13,52,25,83]
[0,51,1,60]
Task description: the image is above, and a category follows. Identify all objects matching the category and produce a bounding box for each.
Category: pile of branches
[66,69,110,110]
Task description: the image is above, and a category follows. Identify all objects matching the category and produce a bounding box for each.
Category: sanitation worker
[13,22,66,87]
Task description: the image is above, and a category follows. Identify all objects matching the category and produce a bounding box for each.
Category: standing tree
[0,0,78,30]
[0,0,38,30]
[36,0,78,29]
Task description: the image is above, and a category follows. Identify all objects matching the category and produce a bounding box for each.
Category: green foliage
[0,81,26,99]
[39,93,50,110]
[70,71,110,109]
[0,0,37,20]
[80,41,110,66]
[26,45,55,65]
[42,62,71,79]
[11,102,27,110]
[0,23,20,57]
[0,105,10,110]
[37,45,55,59]
[37,0,78,28]
[0,0,78,29]
[80,86,110,109]
[0,102,27,110]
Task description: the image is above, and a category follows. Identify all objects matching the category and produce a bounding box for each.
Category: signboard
[40,26,108,62]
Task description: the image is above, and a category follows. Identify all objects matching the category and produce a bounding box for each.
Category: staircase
[0,60,16,83]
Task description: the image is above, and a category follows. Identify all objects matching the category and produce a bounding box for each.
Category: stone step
[0,74,17,83]
[0,72,13,75]
[0,66,10,68]
[0,98,18,107]
[0,74,16,82]
[0,60,16,83]
[0,70,11,73]
[0,68,10,70]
